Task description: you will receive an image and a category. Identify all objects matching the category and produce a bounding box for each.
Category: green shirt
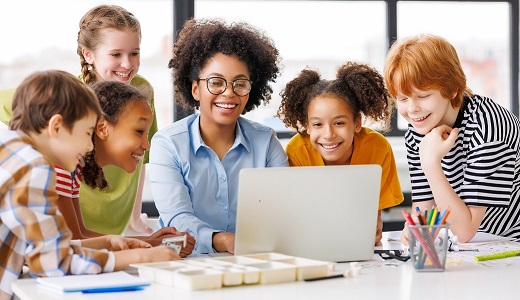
[0,88,15,126]
[80,74,158,234]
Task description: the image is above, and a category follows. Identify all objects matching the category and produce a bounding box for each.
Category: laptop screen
[234,165,382,262]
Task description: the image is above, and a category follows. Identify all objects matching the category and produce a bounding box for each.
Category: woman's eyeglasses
[198,77,252,96]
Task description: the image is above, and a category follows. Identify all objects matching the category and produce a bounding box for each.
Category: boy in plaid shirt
[0,70,178,299]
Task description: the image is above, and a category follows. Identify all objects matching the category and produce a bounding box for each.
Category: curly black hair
[168,18,281,113]
[277,61,394,134]
[82,81,149,190]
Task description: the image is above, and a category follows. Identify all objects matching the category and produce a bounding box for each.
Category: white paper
[36,271,150,293]
[453,231,515,245]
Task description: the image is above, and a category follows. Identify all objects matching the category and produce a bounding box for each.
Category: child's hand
[153,228,196,258]
[142,227,180,247]
[375,210,383,245]
[177,232,195,258]
[141,227,196,257]
[106,235,151,250]
[144,245,181,262]
[149,227,179,239]
[113,246,180,270]
[419,125,459,169]
[124,237,153,249]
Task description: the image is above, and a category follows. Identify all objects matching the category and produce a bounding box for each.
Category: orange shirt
[285,127,404,210]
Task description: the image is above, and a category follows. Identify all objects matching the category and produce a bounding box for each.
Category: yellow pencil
[429,207,437,226]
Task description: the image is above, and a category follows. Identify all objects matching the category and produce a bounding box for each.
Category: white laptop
[234,165,382,262]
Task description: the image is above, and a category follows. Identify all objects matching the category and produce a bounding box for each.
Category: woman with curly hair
[277,61,404,245]
[149,18,288,254]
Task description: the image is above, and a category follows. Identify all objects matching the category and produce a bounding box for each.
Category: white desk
[12,233,520,300]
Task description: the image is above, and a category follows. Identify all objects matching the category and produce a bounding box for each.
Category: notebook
[36,271,150,293]
[234,165,382,262]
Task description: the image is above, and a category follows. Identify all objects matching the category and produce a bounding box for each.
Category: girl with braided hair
[72,4,158,235]
[0,5,193,253]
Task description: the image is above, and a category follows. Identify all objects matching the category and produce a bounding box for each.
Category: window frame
[172,0,519,137]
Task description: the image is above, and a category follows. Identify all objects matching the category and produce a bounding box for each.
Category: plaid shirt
[0,130,113,299]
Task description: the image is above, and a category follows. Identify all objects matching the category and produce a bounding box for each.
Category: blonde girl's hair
[77,5,141,85]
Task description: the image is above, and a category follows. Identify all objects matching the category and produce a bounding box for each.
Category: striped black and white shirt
[405,94,520,240]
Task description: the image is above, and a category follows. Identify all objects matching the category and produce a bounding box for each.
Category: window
[175,0,518,137]
[0,0,174,129]
[1,0,517,133]
[395,1,510,130]
[194,0,387,136]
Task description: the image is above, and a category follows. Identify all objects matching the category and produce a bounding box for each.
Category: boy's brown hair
[9,70,102,133]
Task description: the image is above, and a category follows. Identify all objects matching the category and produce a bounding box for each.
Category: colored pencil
[401,209,443,268]
[429,207,437,226]
[475,249,520,262]
[420,207,451,268]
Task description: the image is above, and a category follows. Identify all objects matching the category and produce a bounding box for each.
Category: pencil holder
[407,223,449,272]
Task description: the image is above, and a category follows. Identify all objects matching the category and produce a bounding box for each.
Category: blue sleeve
[266,132,289,167]
[148,132,217,253]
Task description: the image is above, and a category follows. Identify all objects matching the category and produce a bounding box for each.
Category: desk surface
[13,232,520,300]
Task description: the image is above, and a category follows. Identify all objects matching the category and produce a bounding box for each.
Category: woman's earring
[87,64,93,71]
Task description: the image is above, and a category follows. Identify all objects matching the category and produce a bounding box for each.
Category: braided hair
[77,5,141,85]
